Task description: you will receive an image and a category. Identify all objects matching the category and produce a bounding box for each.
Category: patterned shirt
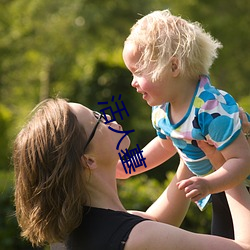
[152,75,241,176]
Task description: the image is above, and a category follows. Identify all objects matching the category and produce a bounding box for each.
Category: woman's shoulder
[66,206,148,250]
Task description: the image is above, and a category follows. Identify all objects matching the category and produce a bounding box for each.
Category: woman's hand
[239,107,250,140]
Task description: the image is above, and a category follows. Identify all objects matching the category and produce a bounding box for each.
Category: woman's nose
[106,113,111,120]
[104,113,112,123]
[104,114,119,126]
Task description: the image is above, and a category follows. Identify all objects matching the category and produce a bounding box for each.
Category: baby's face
[123,43,175,106]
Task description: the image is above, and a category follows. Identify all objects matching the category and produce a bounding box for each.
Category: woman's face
[68,103,130,157]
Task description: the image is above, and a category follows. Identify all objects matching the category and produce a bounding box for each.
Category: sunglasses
[83,111,106,151]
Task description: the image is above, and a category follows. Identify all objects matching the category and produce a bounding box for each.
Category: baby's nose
[131,77,138,88]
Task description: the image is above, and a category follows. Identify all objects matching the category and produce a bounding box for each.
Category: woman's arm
[225,184,250,245]
[125,183,250,250]
[145,159,192,226]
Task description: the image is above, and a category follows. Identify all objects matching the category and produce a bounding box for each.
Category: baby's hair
[125,9,222,81]
[13,98,88,246]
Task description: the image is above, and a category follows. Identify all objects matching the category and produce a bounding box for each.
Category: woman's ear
[82,155,97,169]
[170,57,180,77]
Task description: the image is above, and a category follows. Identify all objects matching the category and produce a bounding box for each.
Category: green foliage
[1,0,249,157]
[0,104,13,170]
[185,1,250,100]
[239,95,250,113]
[118,174,164,210]
[0,171,44,249]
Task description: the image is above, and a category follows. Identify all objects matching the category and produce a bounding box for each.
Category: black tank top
[66,206,148,250]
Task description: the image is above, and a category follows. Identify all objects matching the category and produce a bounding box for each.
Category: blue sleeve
[156,130,168,139]
[151,106,169,140]
[197,90,241,151]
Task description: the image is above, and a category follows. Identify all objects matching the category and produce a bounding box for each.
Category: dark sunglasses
[83,111,106,151]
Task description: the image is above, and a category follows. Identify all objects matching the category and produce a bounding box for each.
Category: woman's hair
[13,98,88,246]
[125,9,222,81]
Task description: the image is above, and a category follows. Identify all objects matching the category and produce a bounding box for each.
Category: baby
[117,9,250,236]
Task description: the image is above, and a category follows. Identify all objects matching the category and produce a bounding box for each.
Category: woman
[13,98,250,249]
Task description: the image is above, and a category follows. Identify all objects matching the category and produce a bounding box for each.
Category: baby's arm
[178,132,250,201]
[116,136,177,179]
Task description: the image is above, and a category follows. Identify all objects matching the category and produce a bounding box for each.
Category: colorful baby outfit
[152,75,249,209]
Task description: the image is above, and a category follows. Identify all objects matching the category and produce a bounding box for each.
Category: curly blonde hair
[13,98,88,246]
[125,9,222,81]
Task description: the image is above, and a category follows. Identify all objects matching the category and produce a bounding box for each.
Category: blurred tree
[185,0,250,101]
[0,104,12,169]
[1,0,248,150]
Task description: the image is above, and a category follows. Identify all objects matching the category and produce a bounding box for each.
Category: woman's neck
[84,166,126,212]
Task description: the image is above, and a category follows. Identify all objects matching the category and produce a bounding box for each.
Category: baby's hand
[177,176,211,202]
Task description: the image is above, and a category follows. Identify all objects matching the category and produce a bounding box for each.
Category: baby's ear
[171,57,180,76]
[82,155,97,169]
